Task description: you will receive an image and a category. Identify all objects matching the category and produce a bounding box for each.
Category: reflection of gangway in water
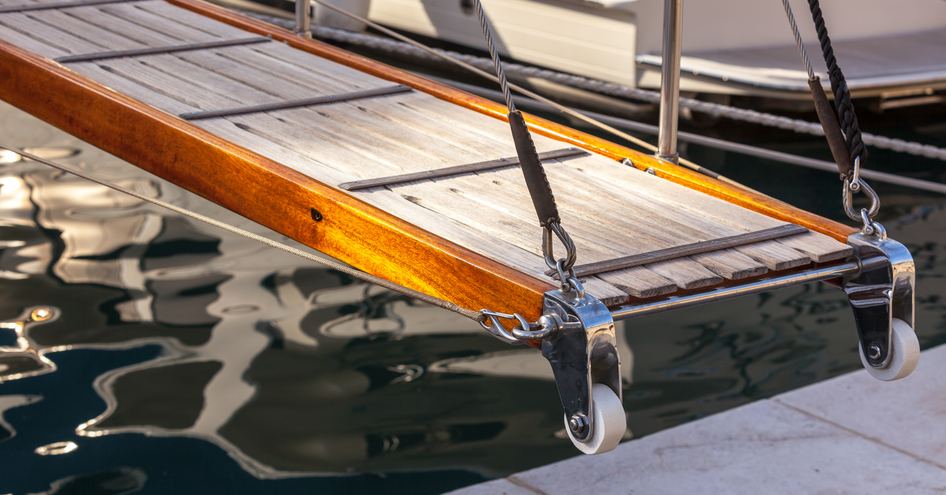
[0,105,637,476]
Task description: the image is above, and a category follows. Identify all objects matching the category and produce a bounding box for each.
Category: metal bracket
[540,289,620,442]
[843,230,915,367]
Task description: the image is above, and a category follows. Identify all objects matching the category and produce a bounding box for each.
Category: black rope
[806,0,867,168]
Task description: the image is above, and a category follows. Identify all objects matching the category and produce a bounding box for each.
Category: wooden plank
[0,0,141,14]
[0,19,68,57]
[180,85,413,120]
[339,148,588,191]
[565,225,807,278]
[541,163,768,285]
[598,267,678,299]
[0,39,555,321]
[130,0,251,39]
[32,8,147,50]
[409,167,723,293]
[779,231,854,263]
[564,159,818,270]
[169,0,857,242]
[98,0,233,41]
[55,36,268,63]
[70,61,197,114]
[0,12,104,55]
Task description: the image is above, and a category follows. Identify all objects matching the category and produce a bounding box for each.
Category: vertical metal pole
[657,0,682,163]
[295,0,312,38]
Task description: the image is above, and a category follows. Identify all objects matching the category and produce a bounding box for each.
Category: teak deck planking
[0,0,855,319]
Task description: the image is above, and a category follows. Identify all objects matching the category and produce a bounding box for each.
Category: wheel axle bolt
[568,413,589,437]
[867,343,883,361]
[30,307,53,322]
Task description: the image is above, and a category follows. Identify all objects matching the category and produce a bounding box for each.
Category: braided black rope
[807,0,867,168]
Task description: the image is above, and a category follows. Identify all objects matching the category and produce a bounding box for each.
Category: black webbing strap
[508,110,559,226]
[807,0,867,172]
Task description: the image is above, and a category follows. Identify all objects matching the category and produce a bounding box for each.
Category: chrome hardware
[481,290,622,446]
[842,157,883,234]
[295,0,312,38]
[540,289,620,443]
[478,309,533,344]
[842,228,915,368]
[656,0,683,163]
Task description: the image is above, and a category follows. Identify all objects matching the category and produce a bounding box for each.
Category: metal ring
[542,221,577,272]
[850,156,861,188]
[843,177,880,223]
[512,314,558,340]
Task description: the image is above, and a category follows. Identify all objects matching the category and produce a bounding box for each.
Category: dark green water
[0,87,945,495]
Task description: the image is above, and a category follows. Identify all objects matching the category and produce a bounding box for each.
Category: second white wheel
[860,318,920,381]
[564,383,626,454]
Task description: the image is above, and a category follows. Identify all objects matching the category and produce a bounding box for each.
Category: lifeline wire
[3,145,485,322]
[779,0,815,80]
[471,0,515,113]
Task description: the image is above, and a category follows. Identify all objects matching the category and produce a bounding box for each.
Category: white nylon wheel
[564,383,626,454]
[860,318,920,381]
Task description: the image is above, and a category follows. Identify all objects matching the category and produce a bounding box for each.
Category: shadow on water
[0,97,945,495]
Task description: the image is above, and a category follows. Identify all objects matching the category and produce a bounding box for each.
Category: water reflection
[0,98,945,494]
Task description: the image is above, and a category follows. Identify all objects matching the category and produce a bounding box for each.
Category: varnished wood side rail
[0,40,553,320]
[169,0,857,242]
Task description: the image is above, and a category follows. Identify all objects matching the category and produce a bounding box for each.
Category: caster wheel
[564,383,626,454]
[860,318,920,381]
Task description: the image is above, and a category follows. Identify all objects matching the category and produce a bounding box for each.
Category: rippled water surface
[1,90,945,494]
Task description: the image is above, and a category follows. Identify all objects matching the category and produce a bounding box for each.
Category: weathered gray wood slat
[0,12,105,55]
[180,43,374,95]
[0,20,67,57]
[60,3,181,46]
[414,166,723,292]
[180,85,413,120]
[56,36,269,63]
[778,232,852,263]
[70,62,198,114]
[564,224,807,278]
[0,0,140,14]
[129,0,249,38]
[98,1,232,41]
[541,163,766,285]
[339,148,589,191]
[570,158,817,269]
[34,9,146,50]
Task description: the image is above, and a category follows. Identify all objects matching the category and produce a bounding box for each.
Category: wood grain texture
[168,0,857,242]
[0,39,553,319]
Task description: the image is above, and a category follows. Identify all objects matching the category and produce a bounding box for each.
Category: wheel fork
[540,289,621,443]
[842,231,916,368]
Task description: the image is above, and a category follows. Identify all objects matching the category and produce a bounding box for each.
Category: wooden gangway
[0,0,854,318]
